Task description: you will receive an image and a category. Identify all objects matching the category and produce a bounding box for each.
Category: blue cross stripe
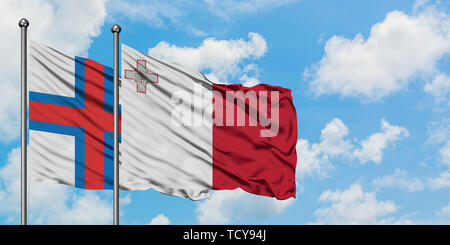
[29,57,121,189]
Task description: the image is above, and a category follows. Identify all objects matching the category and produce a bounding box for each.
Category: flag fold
[120,44,297,200]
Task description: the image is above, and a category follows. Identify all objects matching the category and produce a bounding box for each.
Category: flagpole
[19,18,29,226]
[111,24,121,226]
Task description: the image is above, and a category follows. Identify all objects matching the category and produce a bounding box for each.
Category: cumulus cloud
[148,214,171,225]
[305,5,450,101]
[296,139,333,178]
[0,0,107,142]
[240,63,261,87]
[296,118,351,178]
[0,147,127,224]
[240,74,261,87]
[297,118,408,178]
[436,202,450,217]
[352,119,409,164]
[312,184,411,224]
[372,169,424,192]
[196,189,294,225]
[428,170,450,190]
[318,118,353,156]
[424,72,450,100]
[148,32,267,84]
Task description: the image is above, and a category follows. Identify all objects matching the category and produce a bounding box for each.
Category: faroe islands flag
[29,41,119,190]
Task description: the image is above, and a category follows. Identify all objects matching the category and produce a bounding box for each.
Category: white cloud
[148,214,171,225]
[377,214,414,225]
[108,0,300,35]
[240,74,261,87]
[148,32,267,83]
[296,139,333,178]
[107,0,182,28]
[185,26,208,37]
[296,118,351,178]
[109,0,299,27]
[48,192,112,225]
[413,0,431,13]
[0,147,127,224]
[240,63,261,86]
[426,140,450,189]
[438,140,450,166]
[428,170,450,190]
[426,121,450,189]
[424,72,450,99]
[203,0,300,20]
[318,118,353,156]
[297,118,408,178]
[427,118,450,144]
[306,6,450,101]
[196,189,294,224]
[436,203,450,217]
[0,0,107,142]
[372,169,424,192]
[352,119,409,164]
[312,184,410,224]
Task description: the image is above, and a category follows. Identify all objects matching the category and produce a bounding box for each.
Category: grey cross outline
[124,59,159,93]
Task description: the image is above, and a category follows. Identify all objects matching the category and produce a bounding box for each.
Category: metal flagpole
[19,18,29,226]
[111,24,121,226]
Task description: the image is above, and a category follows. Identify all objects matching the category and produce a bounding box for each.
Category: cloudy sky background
[1,0,450,224]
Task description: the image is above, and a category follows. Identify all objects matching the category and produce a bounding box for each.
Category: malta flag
[29,41,118,189]
[120,45,298,200]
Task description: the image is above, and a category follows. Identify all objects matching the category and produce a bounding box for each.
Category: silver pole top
[18,18,29,28]
[111,24,121,33]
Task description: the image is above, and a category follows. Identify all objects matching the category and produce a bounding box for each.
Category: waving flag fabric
[29,41,118,190]
[120,44,297,200]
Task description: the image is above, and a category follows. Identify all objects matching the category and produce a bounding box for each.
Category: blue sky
[1,0,450,225]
